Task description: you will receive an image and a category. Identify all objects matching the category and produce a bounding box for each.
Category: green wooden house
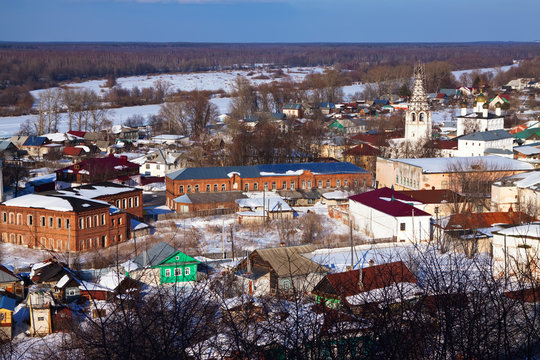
[128,242,201,285]
[157,251,199,284]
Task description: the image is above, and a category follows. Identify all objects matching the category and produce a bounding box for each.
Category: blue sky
[1,0,539,42]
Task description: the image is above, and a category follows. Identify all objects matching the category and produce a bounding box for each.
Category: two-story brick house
[0,192,128,252]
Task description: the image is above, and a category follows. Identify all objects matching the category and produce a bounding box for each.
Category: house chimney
[13,259,18,274]
[121,155,128,164]
[143,250,147,267]
[358,267,363,290]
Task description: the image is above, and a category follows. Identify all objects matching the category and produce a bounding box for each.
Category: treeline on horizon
[2,42,540,88]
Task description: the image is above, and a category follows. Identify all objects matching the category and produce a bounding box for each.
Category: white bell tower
[405,62,432,142]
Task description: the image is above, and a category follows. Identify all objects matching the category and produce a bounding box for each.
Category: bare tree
[159,97,187,134]
[229,76,259,120]
[36,88,61,134]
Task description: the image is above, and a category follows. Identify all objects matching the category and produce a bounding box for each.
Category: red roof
[67,131,86,138]
[436,93,446,99]
[431,140,458,150]
[399,189,466,204]
[56,154,139,177]
[351,131,403,146]
[141,176,165,185]
[442,211,535,230]
[505,287,540,303]
[320,261,417,298]
[63,146,83,157]
[349,187,431,217]
[509,124,528,135]
[343,143,380,156]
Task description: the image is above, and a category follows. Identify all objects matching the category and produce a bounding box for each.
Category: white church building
[456,94,505,137]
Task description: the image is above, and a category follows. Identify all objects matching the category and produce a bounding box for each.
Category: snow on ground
[0,243,52,270]
[432,108,460,124]
[210,96,232,114]
[150,202,352,254]
[342,84,367,100]
[451,63,517,81]
[30,66,326,100]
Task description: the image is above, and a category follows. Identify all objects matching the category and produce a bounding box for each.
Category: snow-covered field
[451,64,517,80]
[30,66,326,100]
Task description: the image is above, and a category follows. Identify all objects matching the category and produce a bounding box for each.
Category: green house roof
[514,128,540,140]
[161,251,200,266]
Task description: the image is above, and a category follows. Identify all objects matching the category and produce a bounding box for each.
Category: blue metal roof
[23,136,47,147]
[318,102,336,109]
[167,162,368,181]
[0,295,16,311]
[283,103,302,110]
[271,112,286,120]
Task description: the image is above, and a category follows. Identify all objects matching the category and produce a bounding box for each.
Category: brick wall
[166,170,371,210]
[0,206,129,252]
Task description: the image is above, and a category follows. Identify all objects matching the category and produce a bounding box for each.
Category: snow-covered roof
[56,274,71,289]
[494,171,540,189]
[495,224,540,238]
[321,190,350,200]
[236,196,292,212]
[98,271,125,291]
[3,194,74,212]
[2,193,110,212]
[393,156,534,173]
[346,282,423,306]
[513,145,540,156]
[58,182,137,199]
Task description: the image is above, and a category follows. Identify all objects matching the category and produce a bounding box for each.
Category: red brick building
[58,182,143,219]
[165,162,371,210]
[0,193,128,252]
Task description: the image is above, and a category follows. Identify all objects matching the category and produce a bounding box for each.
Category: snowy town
[0,36,540,359]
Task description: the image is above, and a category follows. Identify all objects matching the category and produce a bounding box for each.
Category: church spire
[409,61,429,112]
[404,61,432,142]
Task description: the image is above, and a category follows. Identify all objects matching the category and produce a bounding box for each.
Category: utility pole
[221,218,226,259]
[349,211,354,269]
[229,225,235,261]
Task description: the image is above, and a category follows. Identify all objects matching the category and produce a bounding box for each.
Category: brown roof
[313,261,417,299]
[343,143,380,156]
[399,189,466,204]
[253,245,328,277]
[443,211,535,230]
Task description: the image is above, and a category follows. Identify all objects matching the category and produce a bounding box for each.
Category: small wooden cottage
[128,242,201,285]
